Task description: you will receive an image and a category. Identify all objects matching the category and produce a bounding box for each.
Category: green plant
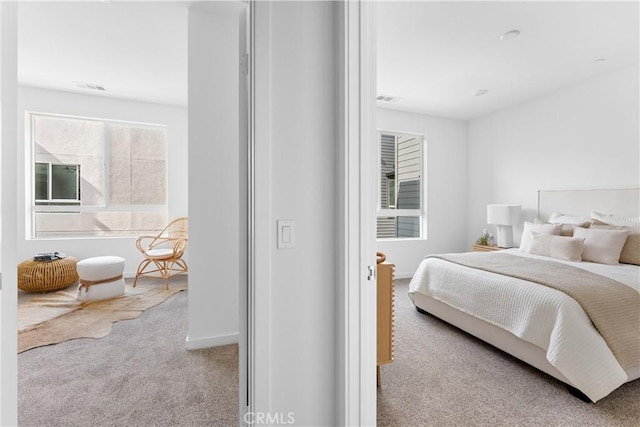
[475,229,494,246]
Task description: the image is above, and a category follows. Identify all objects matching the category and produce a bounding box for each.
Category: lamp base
[495,225,514,248]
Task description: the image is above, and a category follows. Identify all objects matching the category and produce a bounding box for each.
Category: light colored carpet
[18,277,238,427]
[19,276,638,426]
[18,279,187,353]
[377,278,640,427]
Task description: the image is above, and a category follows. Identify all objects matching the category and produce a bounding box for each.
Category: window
[377,131,423,239]
[29,113,168,238]
[35,163,81,205]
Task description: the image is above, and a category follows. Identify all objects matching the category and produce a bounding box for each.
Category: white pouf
[76,256,125,301]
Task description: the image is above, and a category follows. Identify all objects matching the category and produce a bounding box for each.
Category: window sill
[28,235,139,241]
[376,237,426,242]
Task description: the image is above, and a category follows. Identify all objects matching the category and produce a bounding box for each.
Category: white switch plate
[277,220,295,249]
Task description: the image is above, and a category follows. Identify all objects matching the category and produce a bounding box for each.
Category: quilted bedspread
[408,249,640,402]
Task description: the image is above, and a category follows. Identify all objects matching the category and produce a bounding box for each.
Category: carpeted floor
[18,282,187,353]
[18,277,639,426]
[377,278,640,427]
[18,277,238,427]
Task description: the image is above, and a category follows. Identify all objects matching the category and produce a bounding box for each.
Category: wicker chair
[133,217,188,289]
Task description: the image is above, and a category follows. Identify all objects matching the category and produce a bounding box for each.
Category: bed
[408,188,640,403]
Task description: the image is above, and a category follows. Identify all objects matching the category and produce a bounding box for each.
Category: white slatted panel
[397,136,421,181]
[377,216,396,239]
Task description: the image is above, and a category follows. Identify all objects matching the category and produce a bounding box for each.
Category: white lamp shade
[487,204,521,226]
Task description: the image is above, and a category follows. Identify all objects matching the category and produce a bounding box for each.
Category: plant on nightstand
[475,229,494,246]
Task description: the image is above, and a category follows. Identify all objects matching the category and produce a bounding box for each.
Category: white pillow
[591,224,640,266]
[519,222,563,252]
[548,212,591,225]
[526,232,585,262]
[590,211,640,228]
[572,227,630,265]
[545,212,591,236]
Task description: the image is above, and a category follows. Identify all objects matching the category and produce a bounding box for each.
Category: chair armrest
[172,237,188,256]
[136,235,167,252]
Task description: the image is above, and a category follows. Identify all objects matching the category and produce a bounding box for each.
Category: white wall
[16,86,188,276]
[377,108,468,277]
[186,3,243,349]
[467,64,640,246]
[252,1,338,424]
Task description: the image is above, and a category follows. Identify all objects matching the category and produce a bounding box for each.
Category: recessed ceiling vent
[377,94,400,102]
[73,81,106,91]
[500,30,520,41]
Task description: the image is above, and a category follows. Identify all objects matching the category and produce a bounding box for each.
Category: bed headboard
[537,188,640,221]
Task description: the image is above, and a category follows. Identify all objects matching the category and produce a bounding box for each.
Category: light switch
[277,220,295,249]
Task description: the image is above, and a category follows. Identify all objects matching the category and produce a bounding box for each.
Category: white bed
[408,188,640,402]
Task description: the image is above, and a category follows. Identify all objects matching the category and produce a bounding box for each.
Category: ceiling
[377,1,640,120]
[17,2,640,118]
[18,1,189,106]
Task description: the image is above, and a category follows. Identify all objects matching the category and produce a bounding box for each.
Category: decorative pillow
[572,227,630,265]
[535,215,590,236]
[549,212,591,225]
[525,232,585,262]
[590,212,640,228]
[519,222,562,252]
[591,224,640,266]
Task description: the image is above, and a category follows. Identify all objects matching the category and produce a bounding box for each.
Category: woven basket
[18,256,79,293]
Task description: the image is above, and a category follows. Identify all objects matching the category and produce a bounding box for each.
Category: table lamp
[487,204,521,248]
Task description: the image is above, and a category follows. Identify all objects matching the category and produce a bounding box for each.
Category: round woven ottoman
[76,256,125,301]
[18,256,79,293]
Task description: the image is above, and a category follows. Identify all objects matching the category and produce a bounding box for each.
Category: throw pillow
[572,227,630,265]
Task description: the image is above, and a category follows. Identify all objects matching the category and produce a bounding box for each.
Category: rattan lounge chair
[133,217,188,289]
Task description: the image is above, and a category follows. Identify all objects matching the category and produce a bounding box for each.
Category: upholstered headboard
[537,188,640,221]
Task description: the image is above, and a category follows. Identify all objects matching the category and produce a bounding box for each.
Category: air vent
[377,94,400,102]
[73,81,106,91]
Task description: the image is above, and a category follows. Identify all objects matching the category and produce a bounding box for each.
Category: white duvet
[408,248,640,402]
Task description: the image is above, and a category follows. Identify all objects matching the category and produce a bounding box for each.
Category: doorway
[2,1,248,424]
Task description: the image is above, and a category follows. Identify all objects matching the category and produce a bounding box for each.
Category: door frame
[244,1,378,424]
[0,2,19,425]
[336,1,377,425]
[245,0,272,421]
[238,3,250,425]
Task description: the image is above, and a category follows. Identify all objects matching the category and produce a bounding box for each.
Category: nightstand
[376,253,394,387]
[472,244,503,252]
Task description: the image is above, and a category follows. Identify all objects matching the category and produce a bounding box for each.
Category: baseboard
[123,272,189,280]
[185,332,239,350]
